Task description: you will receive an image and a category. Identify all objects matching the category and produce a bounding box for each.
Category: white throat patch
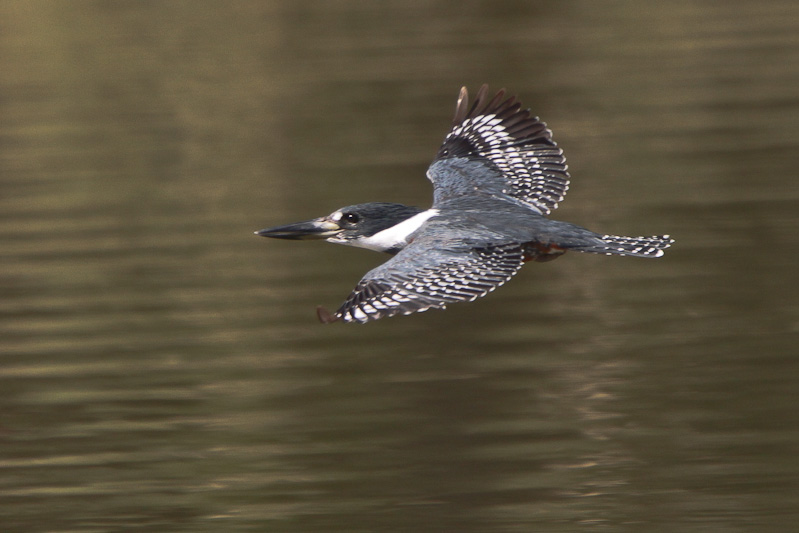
[347,209,439,252]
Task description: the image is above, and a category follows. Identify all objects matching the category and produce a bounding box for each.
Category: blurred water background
[2,1,798,531]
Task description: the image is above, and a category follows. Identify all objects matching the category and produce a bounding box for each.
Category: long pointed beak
[255,217,342,240]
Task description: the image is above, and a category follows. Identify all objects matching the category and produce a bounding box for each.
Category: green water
[2,2,798,531]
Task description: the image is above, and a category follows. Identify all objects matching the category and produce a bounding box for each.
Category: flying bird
[257,85,673,323]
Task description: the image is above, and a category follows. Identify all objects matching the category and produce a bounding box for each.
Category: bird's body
[258,85,673,323]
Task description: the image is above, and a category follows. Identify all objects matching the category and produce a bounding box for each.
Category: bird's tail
[576,234,674,258]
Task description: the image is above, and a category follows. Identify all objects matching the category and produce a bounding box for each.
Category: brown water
[2,2,798,532]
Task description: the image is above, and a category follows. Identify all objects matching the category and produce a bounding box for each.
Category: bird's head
[256,202,426,253]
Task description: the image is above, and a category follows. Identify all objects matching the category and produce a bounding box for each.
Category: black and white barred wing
[325,241,525,324]
[428,84,570,215]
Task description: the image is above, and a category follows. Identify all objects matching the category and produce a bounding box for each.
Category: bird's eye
[343,212,360,224]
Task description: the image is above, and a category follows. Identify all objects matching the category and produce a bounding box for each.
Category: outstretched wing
[325,239,525,324]
[428,84,569,215]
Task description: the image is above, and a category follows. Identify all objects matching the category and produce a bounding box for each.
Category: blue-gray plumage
[257,85,673,323]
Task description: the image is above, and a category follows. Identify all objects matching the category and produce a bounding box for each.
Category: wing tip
[448,85,555,145]
[316,306,340,324]
[453,86,469,126]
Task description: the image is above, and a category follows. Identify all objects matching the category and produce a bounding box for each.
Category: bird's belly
[522,241,566,262]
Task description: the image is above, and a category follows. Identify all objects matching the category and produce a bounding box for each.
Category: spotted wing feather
[331,242,525,323]
[432,84,569,215]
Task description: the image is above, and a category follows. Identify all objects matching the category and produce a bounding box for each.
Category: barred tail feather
[578,234,674,258]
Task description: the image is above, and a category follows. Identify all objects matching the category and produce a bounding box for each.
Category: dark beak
[255,217,342,240]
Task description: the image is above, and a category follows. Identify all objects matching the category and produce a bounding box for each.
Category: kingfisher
[257,85,673,324]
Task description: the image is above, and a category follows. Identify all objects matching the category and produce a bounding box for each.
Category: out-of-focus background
[2,2,798,531]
